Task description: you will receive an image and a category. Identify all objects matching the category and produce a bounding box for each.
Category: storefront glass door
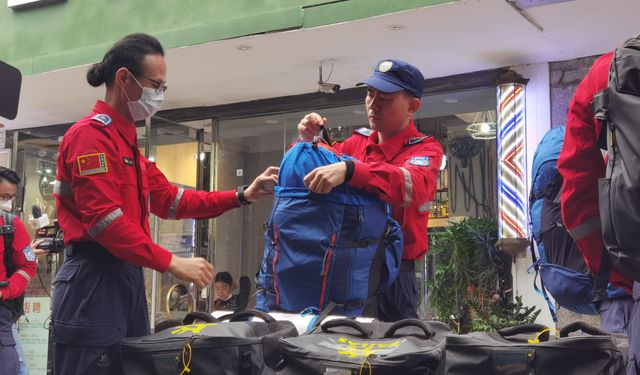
[143,117,210,329]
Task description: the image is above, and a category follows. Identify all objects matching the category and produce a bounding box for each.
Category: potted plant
[427,217,539,333]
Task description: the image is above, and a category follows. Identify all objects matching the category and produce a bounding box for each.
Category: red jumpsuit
[54,100,240,271]
[336,120,443,260]
[556,52,632,292]
[52,100,242,374]
[0,215,36,375]
[335,120,443,321]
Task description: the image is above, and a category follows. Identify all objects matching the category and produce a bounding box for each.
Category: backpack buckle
[0,225,14,235]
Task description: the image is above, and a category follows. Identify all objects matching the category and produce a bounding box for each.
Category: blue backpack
[255,141,403,317]
[529,126,624,318]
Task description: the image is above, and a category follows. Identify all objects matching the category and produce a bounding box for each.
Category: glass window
[213,87,498,313]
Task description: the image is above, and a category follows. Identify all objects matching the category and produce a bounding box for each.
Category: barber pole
[497,81,528,239]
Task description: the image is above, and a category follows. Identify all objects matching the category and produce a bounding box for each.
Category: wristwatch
[236,185,251,206]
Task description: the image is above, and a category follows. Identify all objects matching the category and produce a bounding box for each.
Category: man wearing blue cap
[298,59,444,321]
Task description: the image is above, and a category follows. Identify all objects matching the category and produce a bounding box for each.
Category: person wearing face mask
[0,167,37,375]
[212,272,250,312]
[297,60,443,321]
[51,33,279,374]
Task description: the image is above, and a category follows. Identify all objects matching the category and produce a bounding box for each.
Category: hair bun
[86,62,105,87]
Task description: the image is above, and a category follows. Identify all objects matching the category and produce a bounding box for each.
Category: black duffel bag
[444,322,625,375]
[121,309,298,375]
[277,318,451,375]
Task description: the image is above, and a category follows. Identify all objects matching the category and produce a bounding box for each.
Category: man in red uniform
[52,33,278,374]
[556,48,636,373]
[298,59,443,321]
[0,167,36,375]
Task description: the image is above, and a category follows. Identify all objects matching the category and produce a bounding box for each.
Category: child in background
[213,272,250,311]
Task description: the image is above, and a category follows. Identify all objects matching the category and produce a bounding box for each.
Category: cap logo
[378,61,393,73]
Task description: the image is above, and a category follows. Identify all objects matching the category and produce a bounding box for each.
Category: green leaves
[427,218,539,333]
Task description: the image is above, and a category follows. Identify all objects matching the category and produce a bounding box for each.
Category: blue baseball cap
[356,59,424,98]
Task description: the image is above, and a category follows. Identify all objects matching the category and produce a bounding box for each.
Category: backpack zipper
[319,234,337,310]
[273,225,281,306]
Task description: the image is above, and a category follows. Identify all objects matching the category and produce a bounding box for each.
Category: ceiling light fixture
[444,98,459,104]
[387,24,405,31]
[264,119,279,124]
[466,110,497,140]
[352,109,366,115]
[236,45,252,51]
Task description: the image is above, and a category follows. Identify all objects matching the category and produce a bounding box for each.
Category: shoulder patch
[90,114,112,127]
[23,245,35,262]
[77,153,108,175]
[407,136,428,145]
[408,156,430,167]
[354,127,373,137]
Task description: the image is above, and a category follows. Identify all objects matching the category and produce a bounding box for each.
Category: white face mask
[124,73,165,122]
[0,199,13,212]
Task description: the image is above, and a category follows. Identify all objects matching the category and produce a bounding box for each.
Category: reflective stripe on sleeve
[399,167,412,208]
[168,188,185,220]
[567,216,601,241]
[16,269,31,283]
[418,201,433,212]
[88,208,124,237]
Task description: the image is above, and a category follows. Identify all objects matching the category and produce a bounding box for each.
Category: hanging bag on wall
[277,318,451,375]
[444,322,625,375]
[121,309,298,375]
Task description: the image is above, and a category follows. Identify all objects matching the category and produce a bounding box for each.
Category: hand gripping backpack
[120,310,298,375]
[255,141,403,317]
[277,318,451,375]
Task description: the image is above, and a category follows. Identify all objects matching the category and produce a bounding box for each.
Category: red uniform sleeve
[144,159,240,220]
[63,126,173,272]
[349,139,443,209]
[1,218,36,299]
[557,52,632,291]
[557,53,610,272]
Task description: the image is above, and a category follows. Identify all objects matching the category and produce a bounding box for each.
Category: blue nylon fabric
[256,142,403,316]
[539,263,598,315]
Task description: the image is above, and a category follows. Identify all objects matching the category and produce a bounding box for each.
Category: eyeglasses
[140,75,168,94]
[139,74,168,95]
[125,69,168,95]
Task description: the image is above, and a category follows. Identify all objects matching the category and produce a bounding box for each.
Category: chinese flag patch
[77,153,108,175]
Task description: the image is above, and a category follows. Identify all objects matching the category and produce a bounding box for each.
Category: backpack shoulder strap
[590,89,609,150]
[1,211,16,275]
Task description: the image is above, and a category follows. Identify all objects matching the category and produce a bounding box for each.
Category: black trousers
[376,260,419,322]
[51,243,149,375]
[0,303,19,375]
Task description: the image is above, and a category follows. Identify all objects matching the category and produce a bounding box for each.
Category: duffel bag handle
[498,324,549,338]
[560,321,608,338]
[182,311,219,325]
[321,319,372,338]
[383,319,435,339]
[224,309,276,323]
